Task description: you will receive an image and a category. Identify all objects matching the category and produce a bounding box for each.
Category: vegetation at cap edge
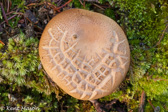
[0,0,168,111]
[99,0,168,111]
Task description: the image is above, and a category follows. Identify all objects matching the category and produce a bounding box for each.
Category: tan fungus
[39,8,130,100]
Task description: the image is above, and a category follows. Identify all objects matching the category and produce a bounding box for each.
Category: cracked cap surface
[39,8,130,100]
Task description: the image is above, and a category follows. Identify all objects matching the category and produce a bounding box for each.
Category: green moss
[99,0,168,111]
[0,33,61,111]
[0,0,168,111]
[0,7,2,20]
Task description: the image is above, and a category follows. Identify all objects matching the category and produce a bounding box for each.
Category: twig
[140,23,168,51]
[153,78,168,82]
[10,6,18,12]
[85,0,99,2]
[0,14,17,25]
[83,0,86,8]
[90,99,124,112]
[42,69,57,87]
[155,23,168,46]
[93,3,105,10]
[14,12,24,15]
[5,6,19,16]
[45,0,48,8]
[0,40,5,45]
[27,2,60,12]
[27,2,49,7]
[44,1,60,12]
[90,100,105,112]
[1,7,22,25]
[79,0,83,5]
[6,11,15,16]
[0,2,9,25]
[7,0,10,13]
[79,0,85,8]
[138,91,146,112]
[27,3,41,7]
[54,0,72,10]
[104,99,117,109]
[148,100,155,110]
[57,0,63,7]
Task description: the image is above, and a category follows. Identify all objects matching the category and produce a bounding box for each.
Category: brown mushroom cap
[39,9,130,100]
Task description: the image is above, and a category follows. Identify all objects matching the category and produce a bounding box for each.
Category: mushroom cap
[39,9,130,100]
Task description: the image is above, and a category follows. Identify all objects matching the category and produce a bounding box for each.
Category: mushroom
[39,9,130,101]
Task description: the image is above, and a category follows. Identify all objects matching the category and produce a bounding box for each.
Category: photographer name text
[0,106,40,111]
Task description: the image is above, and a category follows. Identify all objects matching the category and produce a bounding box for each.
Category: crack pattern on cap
[42,27,129,100]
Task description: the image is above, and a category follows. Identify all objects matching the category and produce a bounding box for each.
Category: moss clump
[100,0,168,111]
[0,33,59,111]
[1,33,38,85]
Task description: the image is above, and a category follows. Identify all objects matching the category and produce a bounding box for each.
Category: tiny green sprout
[0,8,2,19]
[12,55,21,62]
[6,61,13,69]
[0,43,4,49]
[8,44,14,52]
[10,69,17,75]
[2,60,7,65]
[8,38,15,45]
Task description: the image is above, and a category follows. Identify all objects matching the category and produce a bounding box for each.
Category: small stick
[155,23,168,46]
[83,0,86,8]
[45,0,49,9]
[138,91,146,112]
[89,100,105,112]
[27,3,39,6]
[153,78,168,82]
[7,0,10,13]
[57,0,63,6]
[45,1,60,12]
[42,69,57,87]
[0,9,23,25]
[10,6,18,12]
[0,14,17,25]
[79,0,84,7]
[27,2,46,7]
[93,3,105,10]
[104,99,117,109]
[54,0,72,10]
[144,23,168,50]
[85,0,99,2]
[0,40,5,45]
[148,100,155,110]
[27,2,60,12]
[0,2,9,25]
[6,11,15,16]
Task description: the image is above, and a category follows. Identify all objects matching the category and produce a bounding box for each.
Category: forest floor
[0,0,128,111]
[0,0,168,112]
